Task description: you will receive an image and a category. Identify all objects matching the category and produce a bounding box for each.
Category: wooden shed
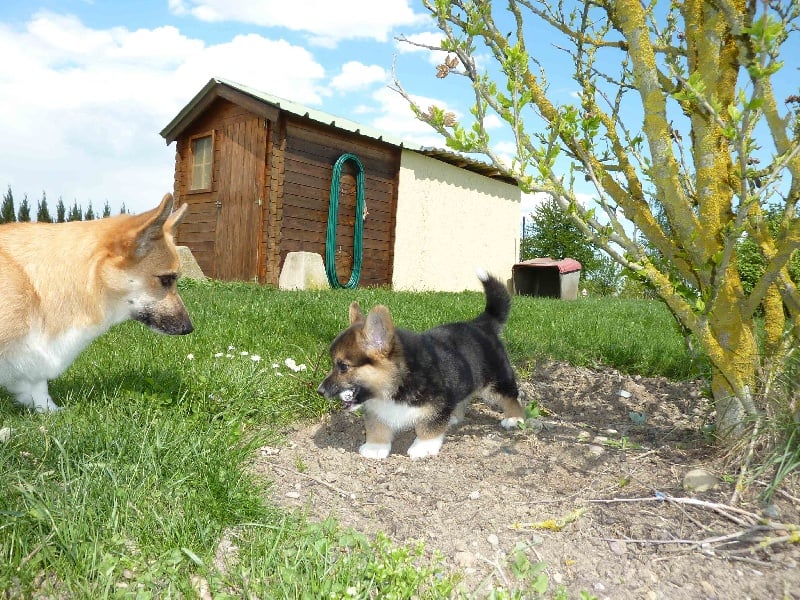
[160,77,522,290]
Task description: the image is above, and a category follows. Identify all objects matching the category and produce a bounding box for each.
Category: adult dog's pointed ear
[349,301,366,325]
[362,305,394,356]
[130,193,186,259]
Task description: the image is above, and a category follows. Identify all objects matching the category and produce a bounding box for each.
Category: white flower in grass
[272,363,280,369]
[226,353,234,359]
[186,353,195,360]
[228,345,236,351]
[285,357,307,372]
[214,352,223,358]
[240,351,249,356]
[250,355,261,362]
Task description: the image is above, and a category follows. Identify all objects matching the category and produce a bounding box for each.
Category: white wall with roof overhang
[393,149,521,292]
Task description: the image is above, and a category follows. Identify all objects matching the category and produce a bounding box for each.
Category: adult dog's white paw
[500,417,524,429]
[359,443,391,459]
[407,436,443,460]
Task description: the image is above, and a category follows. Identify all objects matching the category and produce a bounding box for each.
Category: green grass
[0,280,706,597]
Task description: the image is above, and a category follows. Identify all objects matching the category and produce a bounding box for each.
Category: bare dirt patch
[252,360,800,599]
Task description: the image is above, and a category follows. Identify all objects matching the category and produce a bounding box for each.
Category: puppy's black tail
[476,269,512,332]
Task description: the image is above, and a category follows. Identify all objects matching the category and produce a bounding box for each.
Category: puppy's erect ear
[349,301,365,325]
[362,305,394,356]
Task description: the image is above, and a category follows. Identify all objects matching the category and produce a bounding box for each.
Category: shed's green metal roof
[160,77,517,185]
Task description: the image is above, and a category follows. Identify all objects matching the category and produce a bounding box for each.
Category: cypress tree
[102,200,111,218]
[37,191,53,223]
[1,186,16,223]
[56,197,66,223]
[85,201,95,221]
[17,194,31,222]
[67,200,82,222]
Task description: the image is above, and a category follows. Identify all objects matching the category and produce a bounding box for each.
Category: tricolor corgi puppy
[317,271,525,459]
[0,193,193,412]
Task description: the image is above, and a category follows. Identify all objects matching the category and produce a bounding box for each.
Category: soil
[251,360,800,599]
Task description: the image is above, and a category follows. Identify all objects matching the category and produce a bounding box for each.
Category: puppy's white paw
[407,436,443,460]
[359,443,391,459]
[500,417,524,430]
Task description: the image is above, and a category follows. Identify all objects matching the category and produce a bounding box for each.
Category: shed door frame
[214,116,267,281]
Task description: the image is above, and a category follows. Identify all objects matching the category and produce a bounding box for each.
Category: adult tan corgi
[0,193,193,412]
[317,270,525,459]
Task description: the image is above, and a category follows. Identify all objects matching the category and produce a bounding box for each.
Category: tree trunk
[708,286,760,441]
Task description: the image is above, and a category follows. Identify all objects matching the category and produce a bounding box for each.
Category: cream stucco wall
[392,150,521,292]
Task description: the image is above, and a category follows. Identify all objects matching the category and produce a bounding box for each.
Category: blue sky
[0,1,797,220]
[1,0,535,216]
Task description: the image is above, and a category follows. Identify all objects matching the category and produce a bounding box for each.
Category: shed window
[190,134,213,191]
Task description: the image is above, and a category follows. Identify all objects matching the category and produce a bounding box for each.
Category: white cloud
[330,61,388,93]
[368,86,453,148]
[0,12,327,214]
[395,31,444,52]
[169,0,424,45]
[395,31,448,66]
[483,114,503,130]
[520,192,549,217]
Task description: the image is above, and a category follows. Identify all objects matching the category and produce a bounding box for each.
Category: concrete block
[177,246,206,280]
[279,251,329,290]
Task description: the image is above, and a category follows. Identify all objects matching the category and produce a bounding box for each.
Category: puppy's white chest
[365,396,427,432]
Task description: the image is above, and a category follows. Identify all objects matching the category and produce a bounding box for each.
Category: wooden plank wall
[263,117,286,285]
[278,116,401,287]
[172,97,401,287]
[174,98,264,279]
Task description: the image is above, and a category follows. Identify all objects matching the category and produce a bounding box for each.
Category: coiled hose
[325,153,365,289]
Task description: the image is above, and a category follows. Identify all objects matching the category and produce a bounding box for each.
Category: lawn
[0,279,706,598]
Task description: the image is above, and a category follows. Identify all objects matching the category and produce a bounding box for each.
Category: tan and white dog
[0,193,193,412]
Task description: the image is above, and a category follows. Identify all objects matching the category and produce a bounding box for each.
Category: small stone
[487,533,499,547]
[577,431,591,441]
[618,390,632,398]
[700,581,716,596]
[0,427,13,443]
[608,540,627,555]
[285,491,301,499]
[761,504,780,520]
[454,551,475,567]
[592,435,608,444]
[469,490,480,500]
[588,445,605,456]
[524,418,544,434]
[682,468,719,492]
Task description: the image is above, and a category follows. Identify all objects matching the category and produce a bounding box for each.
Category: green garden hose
[325,153,365,289]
